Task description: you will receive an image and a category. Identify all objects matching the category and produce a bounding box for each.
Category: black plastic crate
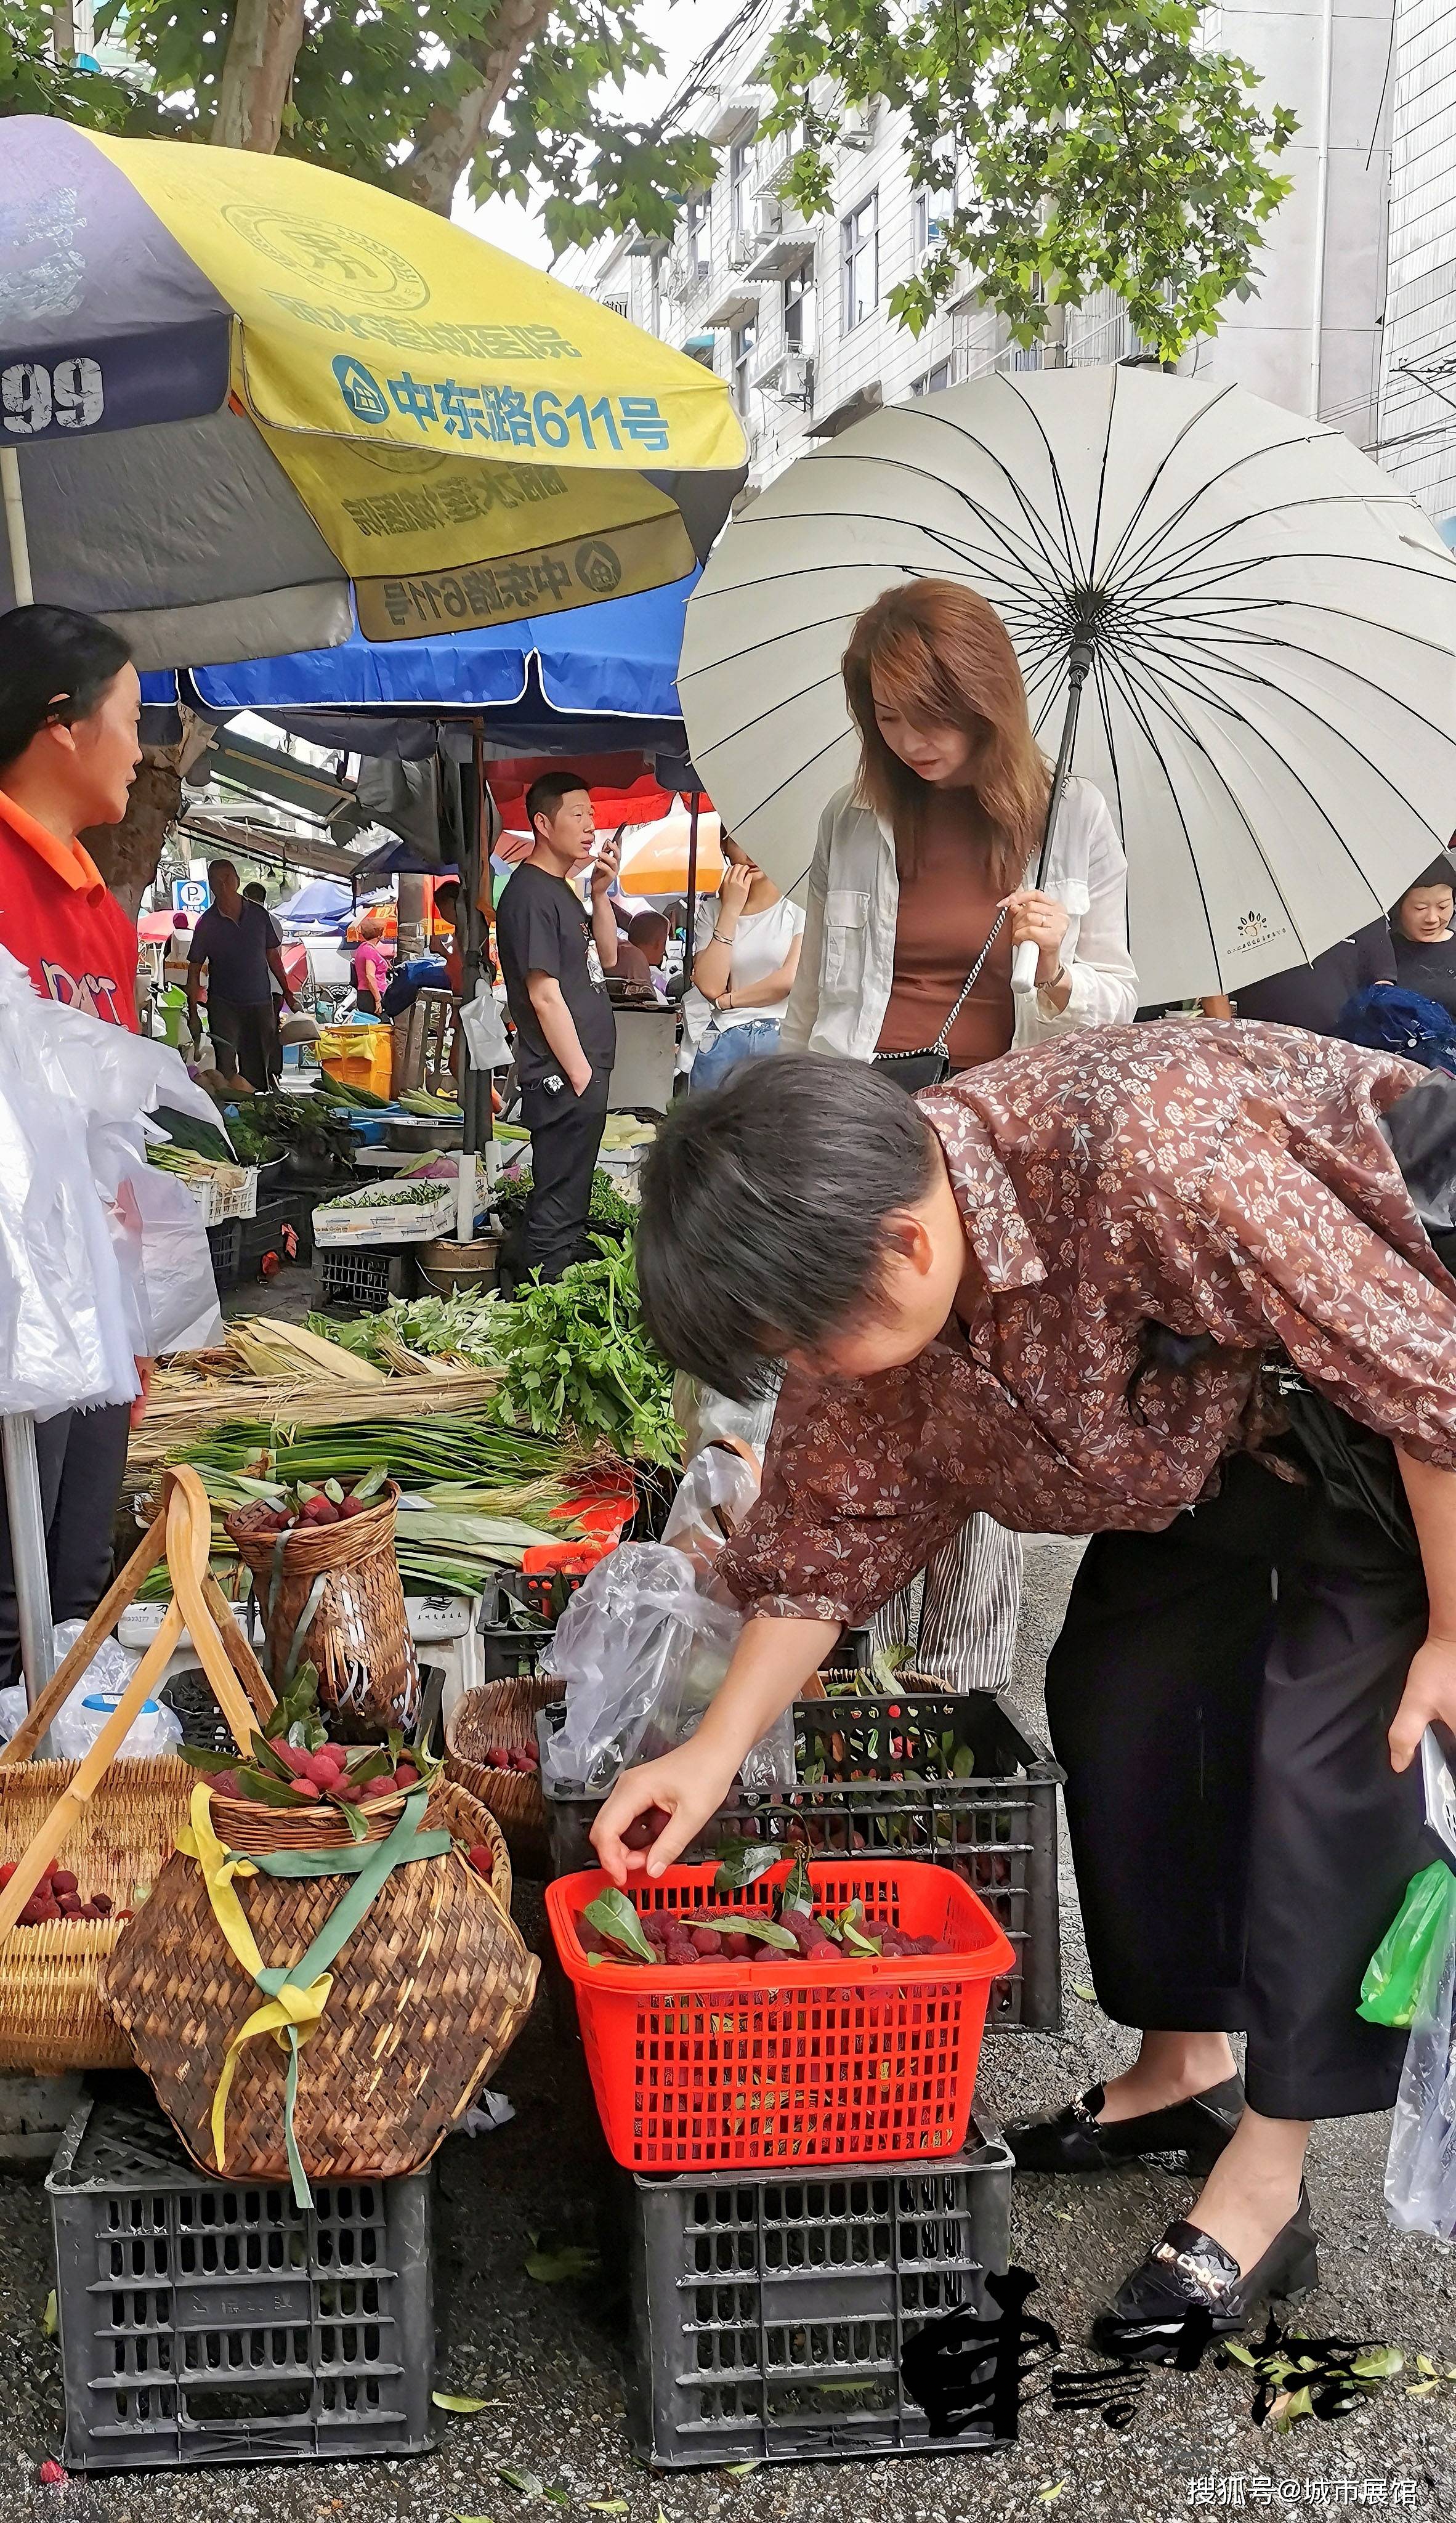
[48,2088,435,2473]
[476,1569,584,1685]
[205,1216,242,1295]
[623,2126,1013,2468]
[540,1691,1062,2031]
[312,1243,417,1312]
[240,1193,312,1276]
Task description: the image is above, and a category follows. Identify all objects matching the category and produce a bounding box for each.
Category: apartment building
[558,0,1395,496]
[1378,0,1456,535]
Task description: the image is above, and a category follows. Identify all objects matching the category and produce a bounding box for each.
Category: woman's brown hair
[842,580,1048,890]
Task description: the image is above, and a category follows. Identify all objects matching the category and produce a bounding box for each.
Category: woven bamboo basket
[0,1756,195,2075]
[225,1485,419,1738]
[216,1773,512,1911]
[445,1674,556,1876]
[103,1786,538,2184]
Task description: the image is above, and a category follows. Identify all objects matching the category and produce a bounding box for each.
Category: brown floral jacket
[719,1021,1456,1624]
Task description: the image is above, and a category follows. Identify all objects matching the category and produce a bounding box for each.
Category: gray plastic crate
[540,1691,1063,2031]
[623,2124,1014,2467]
[47,2088,435,2472]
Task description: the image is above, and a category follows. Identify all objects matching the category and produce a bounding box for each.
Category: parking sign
[172,877,209,915]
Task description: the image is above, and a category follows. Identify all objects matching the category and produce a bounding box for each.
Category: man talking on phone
[495,771,619,1286]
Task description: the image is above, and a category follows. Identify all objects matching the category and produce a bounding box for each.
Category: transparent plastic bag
[541,1541,792,1796]
[46,1621,184,1762]
[1383,1906,1456,2242]
[660,1441,761,1585]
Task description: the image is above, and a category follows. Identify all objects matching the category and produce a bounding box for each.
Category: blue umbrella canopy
[140,569,694,758]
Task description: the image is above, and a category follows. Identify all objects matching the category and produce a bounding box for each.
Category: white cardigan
[780,776,1139,1059]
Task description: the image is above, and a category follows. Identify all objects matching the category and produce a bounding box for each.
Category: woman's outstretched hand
[591,1744,738,1884]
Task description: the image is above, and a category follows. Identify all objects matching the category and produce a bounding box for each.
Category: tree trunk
[212,0,308,153]
[81,758,185,923]
[397,0,555,216]
[82,715,214,920]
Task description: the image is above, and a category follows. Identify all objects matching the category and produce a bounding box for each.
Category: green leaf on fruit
[779,1845,812,1918]
[582,1889,655,1963]
[713,1837,780,1894]
[713,1913,799,1951]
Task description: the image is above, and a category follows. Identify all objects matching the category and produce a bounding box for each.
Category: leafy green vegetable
[495,1166,637,1232]
[490,1237,679,1468]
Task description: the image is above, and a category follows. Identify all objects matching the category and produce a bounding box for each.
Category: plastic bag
[660,1441,761,1585]
[0,947,227,1414]
[459,985,512,1070]
[541,1541,792,1796]
[46,1621,184,1762]
[1359,1861,1456,2029]
[1362,1861,1456,2240]
[113,1164,223,1356]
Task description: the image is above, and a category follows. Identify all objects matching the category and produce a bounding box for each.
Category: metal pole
[456,735,490,1239]
[2,445,34,604]
[684,790,702,988]
[1011,639,1094,997]
[3,1417,54,1708]
[1,452,55,1711]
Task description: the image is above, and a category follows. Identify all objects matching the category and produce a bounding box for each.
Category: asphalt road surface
[1,1537,1452,2521]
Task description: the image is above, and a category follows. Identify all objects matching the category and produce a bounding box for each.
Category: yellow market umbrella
[0,119,746,666]
[619,812,724,896]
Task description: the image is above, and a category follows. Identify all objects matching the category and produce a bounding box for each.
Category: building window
[913,188,953,263]
[730,139,754,238]
[842,194,878,333]
[732,318,757,416]
[685,195,710,279]
[914,360,953,395]
[783,256,816,357]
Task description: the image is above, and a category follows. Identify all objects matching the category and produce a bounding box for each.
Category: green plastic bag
[1358,1861,1456,2028]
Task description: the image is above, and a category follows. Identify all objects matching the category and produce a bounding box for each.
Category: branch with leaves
[759,0,1298,360]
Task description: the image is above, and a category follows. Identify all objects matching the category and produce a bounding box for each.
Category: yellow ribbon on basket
[177,1784,334,2184]
[176,1780,448,2206]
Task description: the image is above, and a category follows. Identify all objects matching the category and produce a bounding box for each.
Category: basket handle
[0,1470,273,1938]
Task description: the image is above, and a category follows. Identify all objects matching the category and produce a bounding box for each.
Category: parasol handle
[1011,639,1095,998]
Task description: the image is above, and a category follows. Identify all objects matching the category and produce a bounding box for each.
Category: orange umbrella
[619,811,722,896]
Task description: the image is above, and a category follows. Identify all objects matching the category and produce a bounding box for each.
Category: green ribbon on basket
[180,1784,450,2209]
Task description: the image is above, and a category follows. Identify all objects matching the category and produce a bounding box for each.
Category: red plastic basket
[546,1858,1015,2171]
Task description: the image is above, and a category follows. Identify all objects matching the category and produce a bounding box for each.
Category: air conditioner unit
[727,229,755,271]
[777,353,813,401]
[753,198,783,238]
[841,101,878,149]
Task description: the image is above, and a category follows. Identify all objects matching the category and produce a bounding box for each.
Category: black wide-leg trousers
[1044,1451,1430,2121]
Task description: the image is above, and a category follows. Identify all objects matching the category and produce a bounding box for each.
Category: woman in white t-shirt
[684,836,805,1091]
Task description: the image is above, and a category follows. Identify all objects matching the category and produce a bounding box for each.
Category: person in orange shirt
[0,603,152,1693]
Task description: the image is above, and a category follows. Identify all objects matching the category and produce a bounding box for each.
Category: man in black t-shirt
[495,771,619,1284]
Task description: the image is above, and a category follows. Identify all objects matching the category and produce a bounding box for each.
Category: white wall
[1196,0,1394,442]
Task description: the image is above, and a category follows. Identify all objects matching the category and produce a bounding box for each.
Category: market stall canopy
[680,368,1456,1004]
[490,763,679,833]
[0,123,746,667]
[139,570,695,762]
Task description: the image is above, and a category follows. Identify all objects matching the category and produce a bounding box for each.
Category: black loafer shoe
[1089,2186,1319,2365]
[1006,2075,1244,2176]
